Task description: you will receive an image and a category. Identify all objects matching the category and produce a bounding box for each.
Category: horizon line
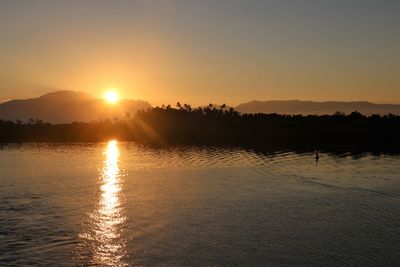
[1,90,400,106]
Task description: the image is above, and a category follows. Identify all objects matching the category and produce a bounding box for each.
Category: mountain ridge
[0,91,152,123]
[1,92,399,123]
[235,100,400,115]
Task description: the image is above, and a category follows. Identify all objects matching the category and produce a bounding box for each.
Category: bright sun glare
[104,91,119,104]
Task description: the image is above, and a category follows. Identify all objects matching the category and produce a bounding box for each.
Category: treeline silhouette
[1,104,399,150]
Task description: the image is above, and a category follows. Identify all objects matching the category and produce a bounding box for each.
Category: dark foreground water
[0,141,399,266]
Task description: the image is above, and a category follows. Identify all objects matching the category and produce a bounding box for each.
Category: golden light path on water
[78,140,128,266]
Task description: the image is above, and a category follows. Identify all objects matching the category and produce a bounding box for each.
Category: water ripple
[0,143,399,266]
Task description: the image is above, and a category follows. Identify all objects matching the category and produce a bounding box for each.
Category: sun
[104,91,119,104]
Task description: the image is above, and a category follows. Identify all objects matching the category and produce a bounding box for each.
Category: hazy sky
[1,0,399,105]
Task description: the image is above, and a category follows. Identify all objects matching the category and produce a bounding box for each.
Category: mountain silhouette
[235,100,400,115]
[0,91,152,123]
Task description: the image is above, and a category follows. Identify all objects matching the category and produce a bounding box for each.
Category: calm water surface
[0,142,399,266]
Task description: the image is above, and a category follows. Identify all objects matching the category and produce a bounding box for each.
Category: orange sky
[1,0,399,105]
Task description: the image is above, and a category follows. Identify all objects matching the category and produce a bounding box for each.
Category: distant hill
[0,91,152,123]
[235,100,400,115]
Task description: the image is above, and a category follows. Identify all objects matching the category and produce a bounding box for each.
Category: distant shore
[1,106,399,151]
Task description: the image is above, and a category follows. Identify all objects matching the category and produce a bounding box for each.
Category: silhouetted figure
[315,149,320,166]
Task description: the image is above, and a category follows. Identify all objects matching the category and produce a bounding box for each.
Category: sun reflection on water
[77,140,128,266]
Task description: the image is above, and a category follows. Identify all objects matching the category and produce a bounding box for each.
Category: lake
[0,141,399,266]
